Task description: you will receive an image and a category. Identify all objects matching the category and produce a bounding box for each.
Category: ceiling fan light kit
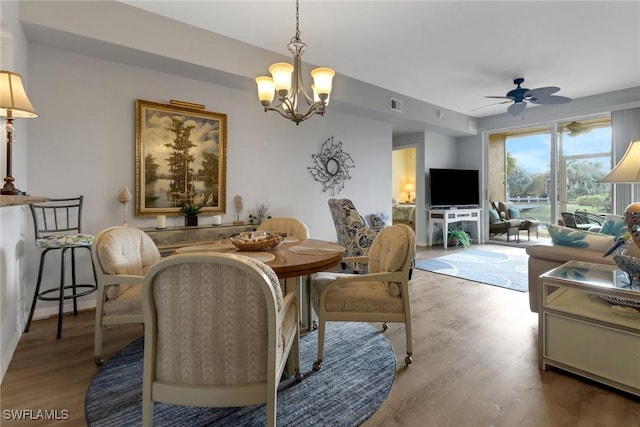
[486,77,572,116]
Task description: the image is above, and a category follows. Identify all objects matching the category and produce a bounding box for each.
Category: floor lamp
[600,140,640,249]
[0,71,38,195]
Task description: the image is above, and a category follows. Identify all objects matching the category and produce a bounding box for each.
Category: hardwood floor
[2,244,639,426]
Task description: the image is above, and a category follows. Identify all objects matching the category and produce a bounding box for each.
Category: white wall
[0,1,32,382]
[22,42,392,319]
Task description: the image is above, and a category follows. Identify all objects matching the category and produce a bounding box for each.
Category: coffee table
[538,260,640,397]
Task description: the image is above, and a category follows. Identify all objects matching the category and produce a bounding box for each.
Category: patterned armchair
[327,198,380,273]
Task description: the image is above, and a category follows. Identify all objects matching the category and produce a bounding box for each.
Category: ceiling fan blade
[484,96,513,100]
[525,86,560,98]
[470,100,512,112]
[507,101,526,116]
[528,95,572,105]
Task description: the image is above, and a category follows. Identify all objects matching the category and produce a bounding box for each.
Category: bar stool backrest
[30,196,85,238]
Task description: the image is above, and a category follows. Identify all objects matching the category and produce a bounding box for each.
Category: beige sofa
[526,243,615,313]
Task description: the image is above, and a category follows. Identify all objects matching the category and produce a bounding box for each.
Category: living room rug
[415,247,528,292]
[85,322,396,426]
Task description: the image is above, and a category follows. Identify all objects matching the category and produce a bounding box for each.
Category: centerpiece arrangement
[230,231,286,252]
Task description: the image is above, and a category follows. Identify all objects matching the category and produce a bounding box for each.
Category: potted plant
[448,226,471,248]
[180,203,201,227]
[248,202,270,225]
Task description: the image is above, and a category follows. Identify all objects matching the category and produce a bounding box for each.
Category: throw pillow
[369,212,391,229]
[599,214,627,239]
[508,207,521,219]
[488,209,501,224]
[547,224,615,252]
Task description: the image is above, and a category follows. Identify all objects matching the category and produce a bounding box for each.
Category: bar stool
[24,196,97,339]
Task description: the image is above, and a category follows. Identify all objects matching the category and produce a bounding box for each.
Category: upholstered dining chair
[141,253,300,427]
[91,226,161,365]
[25,196,97,339]
[310,224,415,370]
[327,198,379,273]
[257,216,310,240]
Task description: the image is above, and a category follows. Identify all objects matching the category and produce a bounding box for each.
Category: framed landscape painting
[135,99,227,216]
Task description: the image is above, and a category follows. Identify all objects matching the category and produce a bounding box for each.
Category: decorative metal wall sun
[308,136,355,195]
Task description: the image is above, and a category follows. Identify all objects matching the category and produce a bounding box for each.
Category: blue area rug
[415,248,529,292]
[85,322,396,426]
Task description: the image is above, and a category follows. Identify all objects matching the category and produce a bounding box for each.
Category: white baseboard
[1,328,21,384]
[29,299,97,322]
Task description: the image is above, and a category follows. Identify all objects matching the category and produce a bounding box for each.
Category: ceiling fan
[484,78,572,116]
[566,121,587,136]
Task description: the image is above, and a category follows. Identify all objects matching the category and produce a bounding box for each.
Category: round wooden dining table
[174,238,345,334]
[173,238,346,279]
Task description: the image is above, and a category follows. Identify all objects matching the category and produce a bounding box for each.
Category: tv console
[431,206,480,210]
[427,208,481,249]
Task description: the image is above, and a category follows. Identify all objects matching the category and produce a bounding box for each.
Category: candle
[212,215,222,225]
[156,215,166,229]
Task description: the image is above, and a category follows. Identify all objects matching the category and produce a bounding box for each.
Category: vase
[184,215,198,227]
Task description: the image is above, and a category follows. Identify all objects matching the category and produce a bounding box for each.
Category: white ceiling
[121,0,640,118]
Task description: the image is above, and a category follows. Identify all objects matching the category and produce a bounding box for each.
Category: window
[488,116,612,236]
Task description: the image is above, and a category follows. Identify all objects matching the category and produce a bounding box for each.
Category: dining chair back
[257,216,310,240]
[141,253,300,427]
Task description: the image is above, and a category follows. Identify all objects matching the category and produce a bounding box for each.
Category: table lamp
[0,71,38,195]
[600,140,640,248]
[404,183,414,203]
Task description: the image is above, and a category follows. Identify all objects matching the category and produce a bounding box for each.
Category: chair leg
[57,248,69,339]
[70,248,79,315]
[312,319,326,371]
[404,319,413,367]
[141,400,153,427]
[24,249,51,333]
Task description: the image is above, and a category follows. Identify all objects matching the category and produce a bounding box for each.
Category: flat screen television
[429,168,480,208]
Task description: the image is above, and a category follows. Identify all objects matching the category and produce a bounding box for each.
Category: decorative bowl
[230,231,285,252]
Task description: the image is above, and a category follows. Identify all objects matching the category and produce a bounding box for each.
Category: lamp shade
[0,71,37,118]
[310,67,335,97]
[600,140,640,183]
[255,76,275,106]
[268,62,294,95]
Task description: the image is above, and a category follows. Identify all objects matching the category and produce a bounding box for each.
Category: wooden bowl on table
[230,231,286,252]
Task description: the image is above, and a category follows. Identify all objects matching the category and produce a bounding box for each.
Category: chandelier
[255,0,335,125]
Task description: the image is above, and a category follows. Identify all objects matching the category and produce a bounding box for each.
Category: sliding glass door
[487,116,612,239]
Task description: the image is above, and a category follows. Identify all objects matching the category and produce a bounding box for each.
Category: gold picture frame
[135,99,227,216]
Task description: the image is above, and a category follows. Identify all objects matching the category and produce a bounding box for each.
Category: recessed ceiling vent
[389,97,403,112]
